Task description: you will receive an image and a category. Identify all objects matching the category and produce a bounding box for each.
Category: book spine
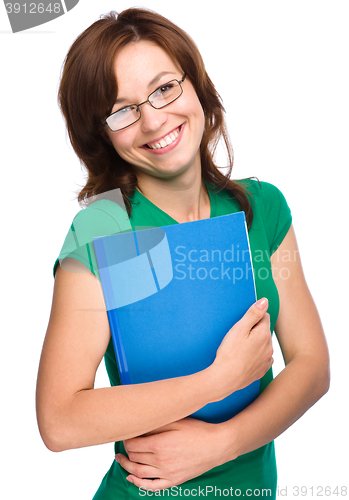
[107,308,132,385]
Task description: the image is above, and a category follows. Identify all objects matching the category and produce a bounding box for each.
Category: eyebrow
[147,71,176,89]
[113,71,177,106]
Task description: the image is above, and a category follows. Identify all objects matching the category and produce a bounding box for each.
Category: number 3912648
[5,3,62,14]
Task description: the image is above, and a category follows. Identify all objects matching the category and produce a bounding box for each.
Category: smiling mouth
[144,125,182,150]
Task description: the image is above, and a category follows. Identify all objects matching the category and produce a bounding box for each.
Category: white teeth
[147,127,180,150]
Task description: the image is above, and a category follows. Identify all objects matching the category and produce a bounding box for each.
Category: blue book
[93,211,259,424]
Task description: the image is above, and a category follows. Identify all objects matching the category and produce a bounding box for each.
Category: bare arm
[220,224,330,458]
[117,224,330,490]
[36,260,272,453]
[36,263,215,452]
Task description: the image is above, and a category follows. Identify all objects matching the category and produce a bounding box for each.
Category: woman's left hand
[116,417,235,490]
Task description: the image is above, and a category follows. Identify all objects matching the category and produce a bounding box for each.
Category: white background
[1,1,348,498]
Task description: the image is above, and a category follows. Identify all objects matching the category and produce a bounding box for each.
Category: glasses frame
[102,73,186,132]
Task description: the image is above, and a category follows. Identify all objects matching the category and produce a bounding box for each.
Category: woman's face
[105,41,205,183]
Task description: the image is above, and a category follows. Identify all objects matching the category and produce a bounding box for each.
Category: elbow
[37,409,73,453]
[41,435,66,454]
[315,360,331,401]
[38,423,69,453]
[321,351,331,395]
[321,366,331,396]
[45,434,69,454]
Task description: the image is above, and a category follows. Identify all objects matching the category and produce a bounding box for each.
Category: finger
[141,422,177,436]
[124,435,156,453]
[251,312,271,333]
[125,427,175,453]
[115,454,160,478]
[239,298,269,334]
[127,475,172,491]
[126,451,156,465]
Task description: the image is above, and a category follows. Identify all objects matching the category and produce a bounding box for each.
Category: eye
[116,105,135,114]
[153,82,175,97]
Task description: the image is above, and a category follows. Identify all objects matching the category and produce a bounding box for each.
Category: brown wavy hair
[58,8,253,226]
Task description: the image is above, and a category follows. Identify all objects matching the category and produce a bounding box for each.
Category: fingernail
[256,298,268,310]
[115,455,121,463]
[127,476,134,483]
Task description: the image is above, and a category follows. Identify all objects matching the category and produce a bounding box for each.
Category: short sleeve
[53,199,132,279]
[258,181,292,254]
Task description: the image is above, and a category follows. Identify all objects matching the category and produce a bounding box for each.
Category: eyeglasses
[102,74,186,132]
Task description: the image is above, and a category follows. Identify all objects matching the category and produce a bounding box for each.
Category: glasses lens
[150,80,182,109]
[106,105,140,131]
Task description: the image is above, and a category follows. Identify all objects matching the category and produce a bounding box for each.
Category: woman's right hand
[210,298,273,401]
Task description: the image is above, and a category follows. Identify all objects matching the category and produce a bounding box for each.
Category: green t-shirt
[54,179,292,500]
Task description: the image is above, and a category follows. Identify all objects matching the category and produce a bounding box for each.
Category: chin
[141,161,197,181]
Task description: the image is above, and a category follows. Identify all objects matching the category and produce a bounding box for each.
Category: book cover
[93,211,259,424]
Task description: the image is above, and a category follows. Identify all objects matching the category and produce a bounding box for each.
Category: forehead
[113,41,182,91]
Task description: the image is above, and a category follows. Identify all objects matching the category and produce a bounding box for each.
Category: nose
[139,101,168,134]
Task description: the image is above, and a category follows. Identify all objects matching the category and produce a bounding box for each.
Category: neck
[136,171,211,223]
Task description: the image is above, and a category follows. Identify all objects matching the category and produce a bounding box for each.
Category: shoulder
[54,199,132,278]
[237,178,290,216]
[70,199,132,241]
[237,178,286,204]
[236,178,292,254]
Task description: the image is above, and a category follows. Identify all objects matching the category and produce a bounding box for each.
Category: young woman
[36,8,330,500]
